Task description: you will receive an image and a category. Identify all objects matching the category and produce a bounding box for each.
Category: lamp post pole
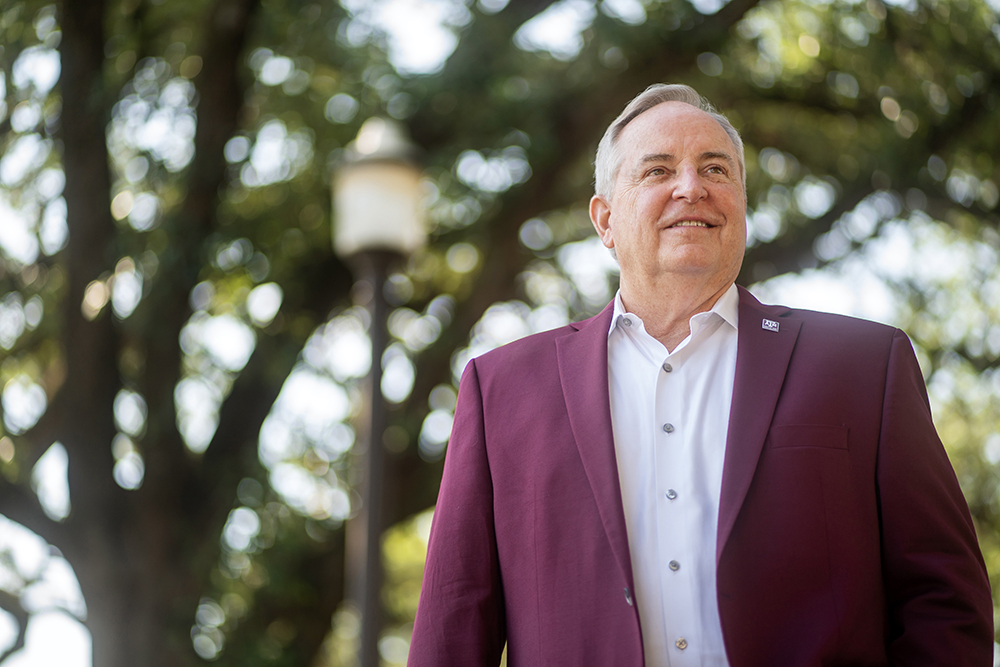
[352,250,391,667]
[333,118,424,667]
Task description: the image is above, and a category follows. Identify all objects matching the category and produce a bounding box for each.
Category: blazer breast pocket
[767,424,849,450]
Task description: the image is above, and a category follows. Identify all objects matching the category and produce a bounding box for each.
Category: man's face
[590,102,746,293]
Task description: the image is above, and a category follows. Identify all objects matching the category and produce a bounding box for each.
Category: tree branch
[123,0,264,525]
[0,480,66,550]
[195,332,298,518]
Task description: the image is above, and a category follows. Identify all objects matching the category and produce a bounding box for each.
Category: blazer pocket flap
[767,424,848,450]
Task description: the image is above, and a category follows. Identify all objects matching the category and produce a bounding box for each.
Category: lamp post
[333,117,425,667]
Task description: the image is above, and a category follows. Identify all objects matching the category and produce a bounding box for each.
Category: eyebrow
[701,151,737,171]
[639,151,737,171]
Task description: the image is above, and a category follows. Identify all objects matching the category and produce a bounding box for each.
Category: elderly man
[408,84,993,666]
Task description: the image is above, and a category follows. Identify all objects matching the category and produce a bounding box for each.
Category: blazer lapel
[717,287,801,560]
[555,303,636,590]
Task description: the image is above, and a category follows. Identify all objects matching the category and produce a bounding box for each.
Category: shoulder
[738,286,911,370]
[468,304,612,375]
[739,285,901,341]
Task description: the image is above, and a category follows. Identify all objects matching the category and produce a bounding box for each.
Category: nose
[672,166,708,203]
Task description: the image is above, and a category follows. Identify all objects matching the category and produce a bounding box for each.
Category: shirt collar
[608,283,740,337]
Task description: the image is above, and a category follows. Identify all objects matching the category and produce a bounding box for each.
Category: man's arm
[408,359,506,667]
[878,330,993,664]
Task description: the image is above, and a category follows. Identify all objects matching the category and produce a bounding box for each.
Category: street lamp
[333,117,425,667]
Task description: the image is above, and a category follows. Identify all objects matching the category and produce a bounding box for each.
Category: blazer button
[624,587,633,606]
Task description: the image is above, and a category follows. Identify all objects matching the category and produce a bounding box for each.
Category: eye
[706,165,726,174]
[647,167,667,177]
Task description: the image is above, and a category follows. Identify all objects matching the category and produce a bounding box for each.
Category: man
[408,84,993,666]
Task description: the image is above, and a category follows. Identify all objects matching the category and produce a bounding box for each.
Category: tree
[0,0,997,664]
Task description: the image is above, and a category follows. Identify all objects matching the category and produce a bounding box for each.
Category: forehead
[616,101,735,164]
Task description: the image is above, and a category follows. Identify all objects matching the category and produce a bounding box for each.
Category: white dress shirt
[607,284,739,667]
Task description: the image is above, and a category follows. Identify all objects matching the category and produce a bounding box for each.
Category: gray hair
[594,83,746,198]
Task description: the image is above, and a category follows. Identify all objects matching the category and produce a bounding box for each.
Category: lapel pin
[762,318,780,332]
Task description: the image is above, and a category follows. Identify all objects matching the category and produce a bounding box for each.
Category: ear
[589,195,614,249]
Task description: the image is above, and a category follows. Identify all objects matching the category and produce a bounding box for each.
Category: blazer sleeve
[408,359,506,666]
[877,330,993,665]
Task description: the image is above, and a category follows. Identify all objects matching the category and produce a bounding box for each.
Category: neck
[619,277,733,352]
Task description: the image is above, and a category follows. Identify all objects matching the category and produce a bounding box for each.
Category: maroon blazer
[409,287,992,666]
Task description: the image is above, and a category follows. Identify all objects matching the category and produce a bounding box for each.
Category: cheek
[638,187,672,208]
[730,218,747,242]
[610,199,647,240]
[726,229,747,265]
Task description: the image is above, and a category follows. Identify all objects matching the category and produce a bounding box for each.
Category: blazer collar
[555,302,637,591]
[716,286,801,560]
[553,288,801,580]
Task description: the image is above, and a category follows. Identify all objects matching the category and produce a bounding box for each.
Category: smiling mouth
[668,220,715,229]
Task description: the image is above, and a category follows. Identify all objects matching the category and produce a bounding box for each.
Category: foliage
[0,0,997,664]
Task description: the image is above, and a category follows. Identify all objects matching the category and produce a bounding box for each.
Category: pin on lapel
[761,318,780,332]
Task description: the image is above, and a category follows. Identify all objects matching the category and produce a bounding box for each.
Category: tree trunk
[52,0,269,664]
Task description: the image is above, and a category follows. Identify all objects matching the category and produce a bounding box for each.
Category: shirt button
[662,423,674,433]
[676,638,688,650]
[662,362,673,373]
[665,489,677,500]
[669,560,680,571]
[623,317,632,326]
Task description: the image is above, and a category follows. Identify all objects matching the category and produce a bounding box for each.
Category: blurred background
[0,0,998,664]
